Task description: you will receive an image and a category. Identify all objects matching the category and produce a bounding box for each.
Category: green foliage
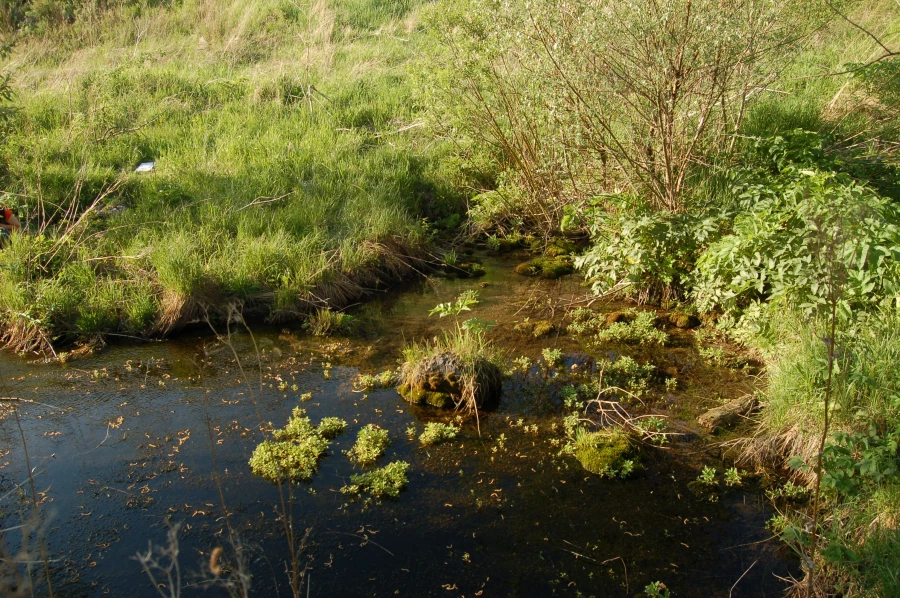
[317,417,348,440]
[346,424,391,466]
[541,347,562,367]
[306,308,354,337]
[576,198,721,302]
[695,131,900,318]
[249,408,343,483]
[429,290,479,318]
[633,417,669,446]
[724,467,743,487]
[418,422,459,446]
[696,466,717,486]
[0,0,468,348]
[643,581,670,598]
[340,461,410,499]
[593,311,667,346]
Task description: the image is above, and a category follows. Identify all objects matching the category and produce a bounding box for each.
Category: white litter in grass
[135,162,155,172]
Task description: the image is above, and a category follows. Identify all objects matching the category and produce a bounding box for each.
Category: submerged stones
[397,351,502,409]
[698,396,758,431]
[514,257,574,279]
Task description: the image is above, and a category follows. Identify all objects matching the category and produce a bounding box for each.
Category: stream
[0,252,797,597]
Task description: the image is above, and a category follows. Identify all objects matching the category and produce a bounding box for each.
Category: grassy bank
[0,0,466,354]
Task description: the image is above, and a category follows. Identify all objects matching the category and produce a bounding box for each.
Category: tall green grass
[0,0,467,350]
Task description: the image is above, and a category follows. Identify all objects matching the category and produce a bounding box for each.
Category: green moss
[669,312,700,329]
[514,257,574,279]
[396,384,455,408]
[419,422,459,446]
[340,461,410,499]
[573,428,636,478]
[346,424,391,465]
[531,320,555,338]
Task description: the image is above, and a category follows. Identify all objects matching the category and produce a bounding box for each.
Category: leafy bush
[695,131,900,318]
[593,311,667,346]
[576,198,722,303]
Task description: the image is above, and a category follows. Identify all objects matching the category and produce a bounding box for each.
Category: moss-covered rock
[514,319,555,338]
[397,351,502,410]
[669,312,701,329]
[514,257,574,279]
[573,429,636,478]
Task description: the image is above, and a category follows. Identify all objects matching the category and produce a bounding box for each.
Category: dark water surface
[0,255,796,597]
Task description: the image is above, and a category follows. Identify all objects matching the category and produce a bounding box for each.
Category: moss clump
[514,319,555,338]
[544,239,578,257]
[514,257,574,279]
[668,312,701,329]
[249,408,346,483]
[346,424,391,465]
[340,461,410,499]
[573,428,637,478]
[419,422,460,446]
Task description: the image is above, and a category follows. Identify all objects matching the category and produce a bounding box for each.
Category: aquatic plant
[346,424,391,465]
[306,308,355,336]
[249,408,346,483]
[541,347,562,367]
[317,418,348,440]
[340,461,410,499]
[724,467,743,487]
[594,311,667,345]
[355,369,398,391]
[643,581,670,598]
[418,422,459,446]
[696,466,718,486]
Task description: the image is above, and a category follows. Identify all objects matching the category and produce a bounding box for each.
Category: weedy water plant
[249,408,347,483]
[724,467,744,487]
[346,424,391,465]
[354,370,398,391]
[541,347,563,367]
[340,461,410,499]
[418,422,459,446]
[697,466,718,486]
[594,310,667,345]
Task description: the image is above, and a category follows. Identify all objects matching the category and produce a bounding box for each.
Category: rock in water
[698,397,758,431]
[397,351,502,409]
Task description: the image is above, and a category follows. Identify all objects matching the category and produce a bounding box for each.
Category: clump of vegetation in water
[398,291,503,411]
[317,417,348,439]
[568,308,667,346]
[340,461,410,499]
[249,408,346,483]
[306,307,354,336]
[594,311,667,345]
[570,427,637,478]
[419,422,459,446]
[346,424,391,465]
[354,370,397,391]
[514,256,574,279]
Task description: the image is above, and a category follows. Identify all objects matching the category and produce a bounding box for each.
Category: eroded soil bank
[0,253,796,597]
